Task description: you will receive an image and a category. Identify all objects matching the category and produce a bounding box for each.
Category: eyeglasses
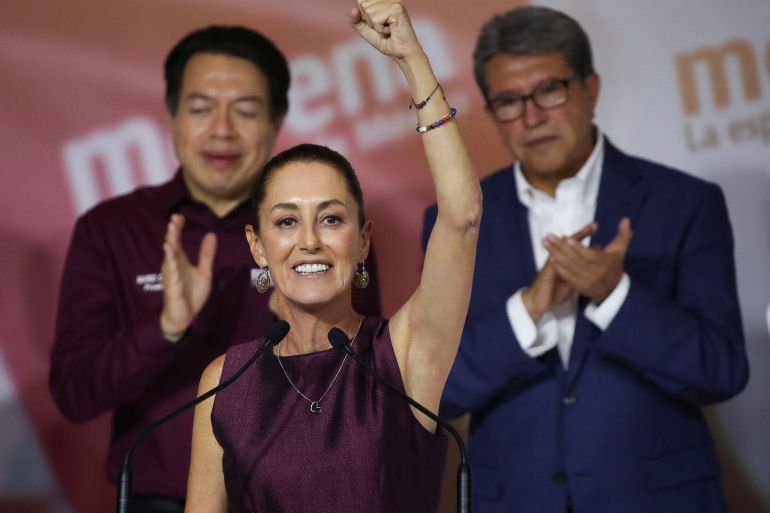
[487,75,582,122]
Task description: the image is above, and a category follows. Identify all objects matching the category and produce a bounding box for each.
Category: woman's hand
[348,0,423,61]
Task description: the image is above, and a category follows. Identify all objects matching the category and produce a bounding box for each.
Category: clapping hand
[543,217,632,305]
[522,221,598,322]
[159,214,218,339]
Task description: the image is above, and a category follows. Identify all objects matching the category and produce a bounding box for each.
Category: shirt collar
[514,129,605,207]
[157,169,191,214]
[156,168,251,220]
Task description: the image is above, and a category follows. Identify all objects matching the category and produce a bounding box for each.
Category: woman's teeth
[294,263,329,274]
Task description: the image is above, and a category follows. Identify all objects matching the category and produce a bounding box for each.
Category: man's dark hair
[164,25,290,121]
[473,6,594,100]
[250,144,366,233]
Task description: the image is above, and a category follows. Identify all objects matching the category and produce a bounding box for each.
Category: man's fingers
[197,232,218,275]
[569,221,598,242]
[545,236,606,288]
[162,240,174,261]
[171,213,185,233]
[162,242,183,295]
[607,217,633,253]
[551,260,583,289]
[165,213,185,247]
[618,217,633,241]
[540,259,556,278]
[162,242,174,276]
[544,235,589,266]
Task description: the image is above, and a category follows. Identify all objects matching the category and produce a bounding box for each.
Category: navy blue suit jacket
[422,139,748,513]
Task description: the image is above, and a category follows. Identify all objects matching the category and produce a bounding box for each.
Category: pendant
[310,401,321,414]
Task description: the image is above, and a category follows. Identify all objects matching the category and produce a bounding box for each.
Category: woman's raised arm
[349,0,482,429]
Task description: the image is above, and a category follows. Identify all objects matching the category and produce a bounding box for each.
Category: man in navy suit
[423,6,748,513]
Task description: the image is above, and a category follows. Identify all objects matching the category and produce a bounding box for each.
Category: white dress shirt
[505,135,630,368]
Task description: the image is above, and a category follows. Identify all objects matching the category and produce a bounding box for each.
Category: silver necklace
[276,320,363,414]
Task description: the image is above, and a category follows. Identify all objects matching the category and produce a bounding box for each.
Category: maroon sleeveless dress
[211,317,448,513]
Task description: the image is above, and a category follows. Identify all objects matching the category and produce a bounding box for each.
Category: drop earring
[352,261,370,289]
[255,266,271,293]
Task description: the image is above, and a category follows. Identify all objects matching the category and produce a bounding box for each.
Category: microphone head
[328,327,350,349]
[265,320,290,346]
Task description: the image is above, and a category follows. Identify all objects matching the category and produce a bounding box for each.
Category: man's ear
[271,114,286,135]
[585,73,601,111]
[245,224,268,267]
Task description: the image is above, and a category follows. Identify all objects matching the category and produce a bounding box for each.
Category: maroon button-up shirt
[50,171,381,498]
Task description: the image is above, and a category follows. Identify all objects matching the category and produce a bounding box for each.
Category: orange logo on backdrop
[676,39,763,116]
[676,37,770,152]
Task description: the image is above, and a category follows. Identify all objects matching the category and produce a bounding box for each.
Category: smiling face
[485,51,599,195]
[171,53,280,216]
[246,161,371,312]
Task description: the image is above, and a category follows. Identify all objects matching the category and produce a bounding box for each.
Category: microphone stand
[116,320,289,513]
[328,328,471,513]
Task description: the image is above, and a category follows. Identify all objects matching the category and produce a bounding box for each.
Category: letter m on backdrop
[676,39,761,116]
[62,117,170,214]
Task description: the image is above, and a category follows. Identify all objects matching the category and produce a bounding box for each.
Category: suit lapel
[566,139,646,389]
[589,141,645,248]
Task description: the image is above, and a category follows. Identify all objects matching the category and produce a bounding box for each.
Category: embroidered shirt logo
[136,273,163,292]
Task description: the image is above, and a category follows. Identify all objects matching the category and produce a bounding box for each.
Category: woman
[184,1,481,511]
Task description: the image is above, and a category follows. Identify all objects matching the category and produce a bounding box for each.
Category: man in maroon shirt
[50,26,381,513]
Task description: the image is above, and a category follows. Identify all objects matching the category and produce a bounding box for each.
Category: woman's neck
[276,305,363,356]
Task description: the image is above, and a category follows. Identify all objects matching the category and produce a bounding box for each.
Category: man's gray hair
[473,6,594,100]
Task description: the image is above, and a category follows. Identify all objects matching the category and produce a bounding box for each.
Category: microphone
[328,327,471,513]
[116,320,290,513]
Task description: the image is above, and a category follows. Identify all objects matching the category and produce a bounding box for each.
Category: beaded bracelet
[416,107,457,134]
[409,83,443,110]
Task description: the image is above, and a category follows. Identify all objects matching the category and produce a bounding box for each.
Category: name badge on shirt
[136,273,163,292]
